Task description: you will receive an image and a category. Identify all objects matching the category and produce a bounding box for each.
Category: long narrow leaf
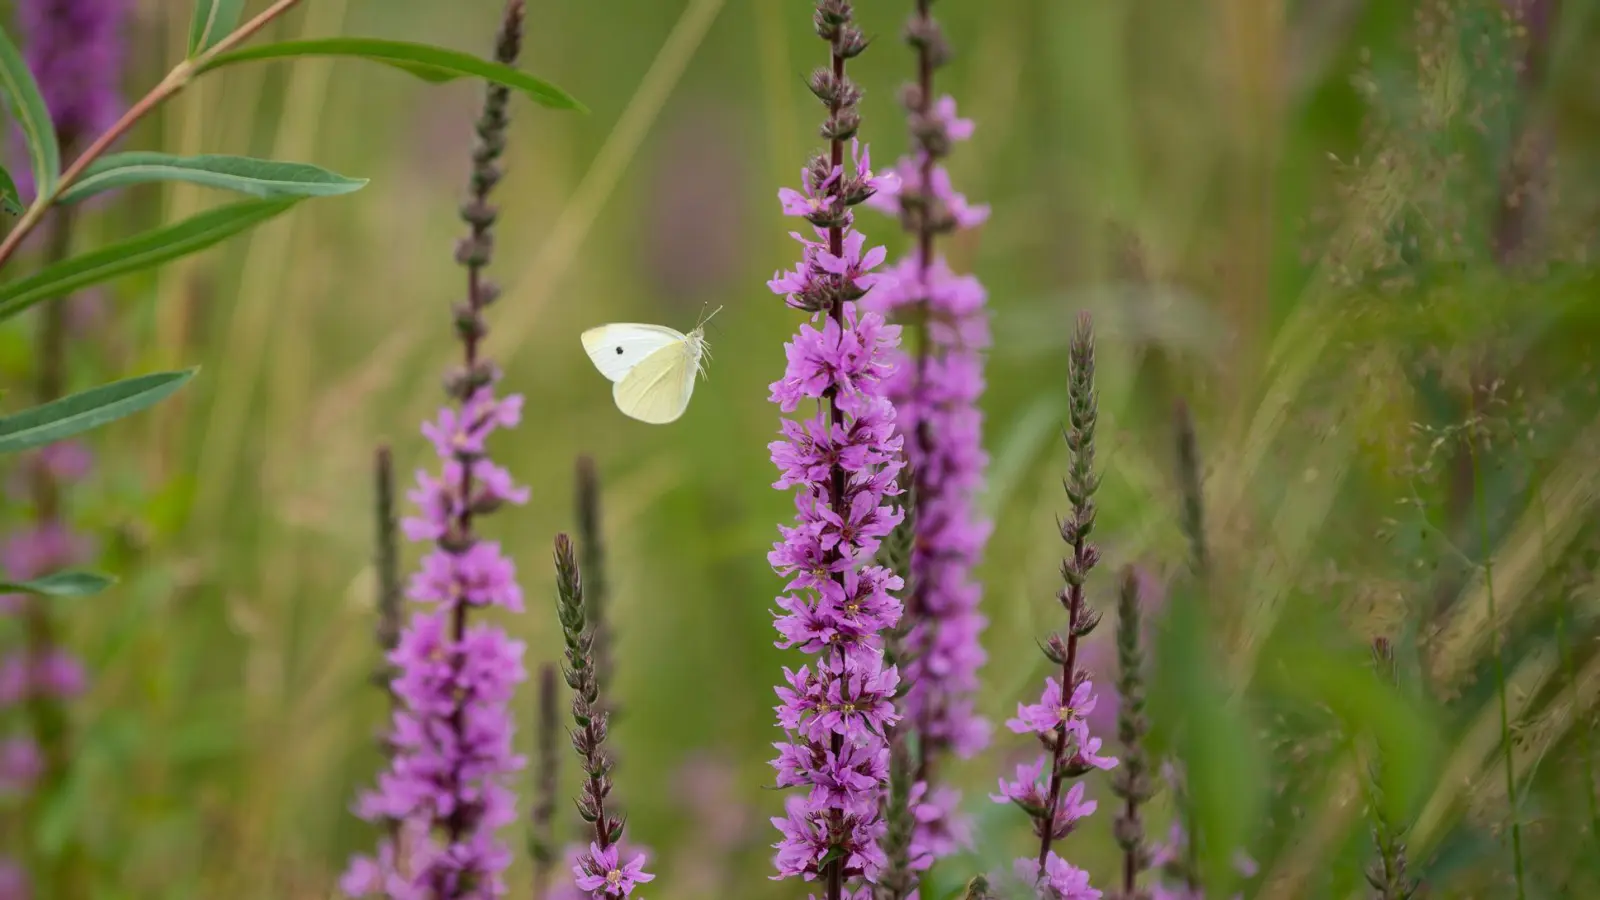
[0,164,21,215]
[59,153,368,204]
[1151,588,1267,896]
[0,571,114,597]
[0,198,298,321]
[197,38,586,111]
[0,24,59,198]
[1263,621,1439,826]
[0,369,196,454]
[188,0,247,55]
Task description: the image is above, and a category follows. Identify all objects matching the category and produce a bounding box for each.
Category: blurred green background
[7,0,1600,897]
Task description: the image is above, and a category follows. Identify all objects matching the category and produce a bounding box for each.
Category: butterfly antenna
[696,303,718,324]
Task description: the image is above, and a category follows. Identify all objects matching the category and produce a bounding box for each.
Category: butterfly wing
[611,340,700,424]
[581,323,687,383]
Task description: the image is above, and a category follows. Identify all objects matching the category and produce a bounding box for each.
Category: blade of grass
[1526,408,1600,857]
[189,2,352,892]
[754,0,794,185]
[487,0,726,367]
[1407,645,1559,868]
[191,1,345,536]
[1429,411,1600,687]
[1465,389,1524,899]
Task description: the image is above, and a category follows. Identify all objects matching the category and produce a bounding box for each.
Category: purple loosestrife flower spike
[864,0,993,871]
[1111,567,1153,900]
[343,5,531,897]
[877,476,919,899]
[369,445,405,854]
[992,313,1115,900]
[0,860,27,900]
[14,0,129,196]
[553,535,653,897]
[1170,399,1207,895]
[768,4,905,899]
[374,446,403,669]
[0,448,94,898]
[1173,401,1208,579]
[530,663,561,899]
[550,460,656,897]
[575,456,613,714]
[2,5,127,892]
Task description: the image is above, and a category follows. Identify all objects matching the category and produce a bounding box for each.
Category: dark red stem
[1036,561,1085,869]
[908,0,938,787]
[823,36,849,900]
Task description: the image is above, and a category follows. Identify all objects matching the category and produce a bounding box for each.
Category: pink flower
[863,85,995,877]
[572,842,655,897]
[816,231,888,292]
[1007,676,1096,744]
[0,857,28,900]
[349,374,529,897]
[766,8,902,892]
[0,737,41,794]
[992,757,1099,839]
[1015,852,1102,900]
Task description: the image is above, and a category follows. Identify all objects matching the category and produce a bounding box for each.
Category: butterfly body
[580,321,710,424]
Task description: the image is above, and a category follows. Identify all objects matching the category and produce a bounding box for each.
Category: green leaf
[0,570,114,597]
[815,845,847,869]
[188,0,247,55]
[0,198,298,321]
[0,164,21,216]
[0,369,196,454]
[34,759,88,857]
[1151,586,1268,897]
[0,24,60,200]
[197,38,586,112]
[1262,620,1440,826]
[59,153,368,204]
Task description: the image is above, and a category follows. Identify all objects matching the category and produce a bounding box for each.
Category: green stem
[1465,395,1524,899]
[1529,433,1600,861]
[0,0,307,271]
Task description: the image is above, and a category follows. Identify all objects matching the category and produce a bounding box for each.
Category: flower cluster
[570,843,653,898]
[993,314,1116,900]
[670,753,757,896]
[2,3,127,890]
[767,3,908,895]
[863,1,994,872]
[545,841,655,900]
[1146,819,1258,900]
[15,0,129,193]
[344,4,531,897]
[343,387,530,898]
[1109,567,1156,899]
[550,535,654,898]
[0,448,95,621]
[767,341,909,881]
[0,441,96,898]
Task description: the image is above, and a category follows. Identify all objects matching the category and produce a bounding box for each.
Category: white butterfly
[580,309,718,424]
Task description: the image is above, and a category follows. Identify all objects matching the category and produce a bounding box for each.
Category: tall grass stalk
[1465,397,1525,898]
